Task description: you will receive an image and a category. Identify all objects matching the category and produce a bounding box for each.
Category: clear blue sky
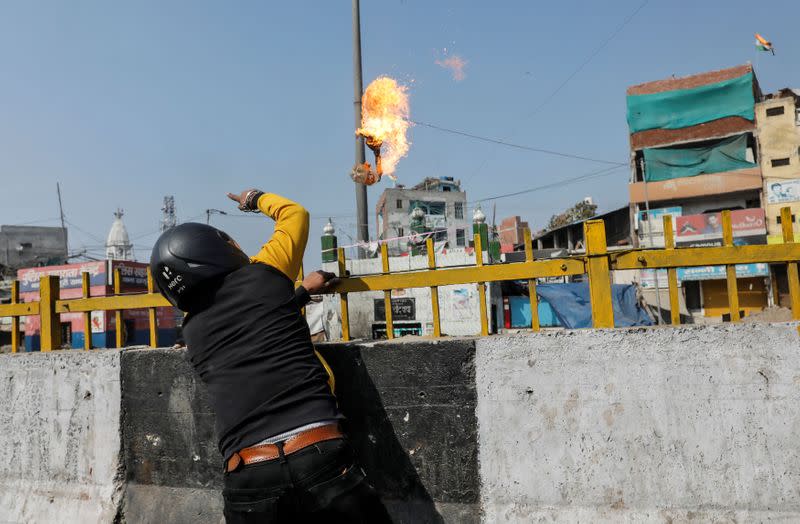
[1,1,797,269]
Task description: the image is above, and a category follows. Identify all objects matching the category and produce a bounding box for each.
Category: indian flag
[755,33,774,55]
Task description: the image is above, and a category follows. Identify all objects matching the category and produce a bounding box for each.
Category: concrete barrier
[0,351,122,524]
[476,323,800,523]
[2,322,799,523]
[119,340,479,524]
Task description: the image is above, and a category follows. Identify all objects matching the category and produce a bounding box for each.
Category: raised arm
[251,193,309,280]
[226,189,309,281]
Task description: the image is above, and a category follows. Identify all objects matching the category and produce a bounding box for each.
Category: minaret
[106,209,134,261]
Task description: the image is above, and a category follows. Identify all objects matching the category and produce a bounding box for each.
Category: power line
[458,0,650,180]
[523,0,650,120]
[411,120,626,165]
[63,218,105,244]
[469,164,626,204]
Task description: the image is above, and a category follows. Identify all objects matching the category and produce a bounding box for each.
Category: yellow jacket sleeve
[250,193,309,281]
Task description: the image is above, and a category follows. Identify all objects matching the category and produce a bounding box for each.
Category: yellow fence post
[523,228,540,332]
[114,268,124,348]
[39,275,61,351]
[146,267,158,348]
[337,248,350,341]
[474,233,489,336]
[82,273,91,350]
[721,210,741,322]
[426,237,441,337]
[662,215,681,326]
[781,207,800,320]
[584,220,614,328]
[380,243,394,339]
[11,280,20,353]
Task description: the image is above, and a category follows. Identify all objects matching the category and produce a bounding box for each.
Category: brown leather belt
[225,423,343,473]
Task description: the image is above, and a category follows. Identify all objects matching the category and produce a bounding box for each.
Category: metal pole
[56,182,68,256]
[352,0,368,258]
[641,160,663,325]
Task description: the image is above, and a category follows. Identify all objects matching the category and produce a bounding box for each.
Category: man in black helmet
[150,189,390,523]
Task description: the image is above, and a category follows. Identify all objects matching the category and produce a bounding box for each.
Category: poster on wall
[766,179,800,204]
[675,208,766,248]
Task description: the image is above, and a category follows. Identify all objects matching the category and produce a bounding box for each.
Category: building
[533,206,631,252]
[0,225,67,275]
[756,88,800,241]
[106,209,134,261]
[375,177,470,255]
[319,219,501,339]
[17,260,177,350]
[498,216,529,253]
[626,64,769,320]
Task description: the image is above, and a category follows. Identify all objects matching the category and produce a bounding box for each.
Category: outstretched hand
[226,189,258,210]
[302,270,339,295]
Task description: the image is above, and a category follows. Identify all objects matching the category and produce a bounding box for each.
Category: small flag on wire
[755,33,774,55]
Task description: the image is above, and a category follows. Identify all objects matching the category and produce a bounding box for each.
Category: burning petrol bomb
[352,76,410,186]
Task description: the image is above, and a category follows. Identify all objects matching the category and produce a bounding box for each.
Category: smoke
[436,55,467,82]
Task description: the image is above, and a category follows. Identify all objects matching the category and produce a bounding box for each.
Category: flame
[357,76,411,179]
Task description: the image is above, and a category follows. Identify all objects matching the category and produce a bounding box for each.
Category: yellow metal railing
[1,207,798,350]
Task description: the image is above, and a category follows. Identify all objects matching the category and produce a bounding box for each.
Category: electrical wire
[410,120,626,166]
[522,0,650,120]
[448,0,650,180]
[469,164,626,204]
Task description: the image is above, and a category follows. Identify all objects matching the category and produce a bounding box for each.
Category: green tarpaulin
[643,134,756,182]
[627,72,755,133]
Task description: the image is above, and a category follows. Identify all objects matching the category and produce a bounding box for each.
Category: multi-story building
[626,64,769,320]
[0,225,67,275]
[375,176,470,255]
[756,89,800,242]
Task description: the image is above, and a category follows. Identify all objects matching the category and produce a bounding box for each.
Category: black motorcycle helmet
[150,223,249,311]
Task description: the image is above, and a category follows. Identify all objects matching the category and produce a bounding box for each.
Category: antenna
[56,182,68,257]
[160,196,177,232]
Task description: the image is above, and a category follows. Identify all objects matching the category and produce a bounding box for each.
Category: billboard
[675,208,766,248]
[637,206,682,233]
[766,179,800,204]
[677,263,769,281]
[17,261,107,293]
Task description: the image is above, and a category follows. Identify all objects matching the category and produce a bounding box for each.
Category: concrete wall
[2,322,800,523]
[476,323,800,522]
[119,341,479,524]
[0,351,122,524]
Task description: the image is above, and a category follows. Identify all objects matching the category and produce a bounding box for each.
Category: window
[456,228,465,246]
[766,106,785,117]
[771,158,791,167]
[434,230,447,242]
[397,227,404,237]
[396,199,403,209]
[454,202,464,220]
[776,214,797,224]
[442,186,451,192]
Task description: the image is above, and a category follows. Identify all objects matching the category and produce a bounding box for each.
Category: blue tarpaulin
[643,134,756,182]
[626,72,755,133]
[534,283,653,329]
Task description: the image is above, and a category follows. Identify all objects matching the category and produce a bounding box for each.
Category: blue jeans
[222,438,392,523]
